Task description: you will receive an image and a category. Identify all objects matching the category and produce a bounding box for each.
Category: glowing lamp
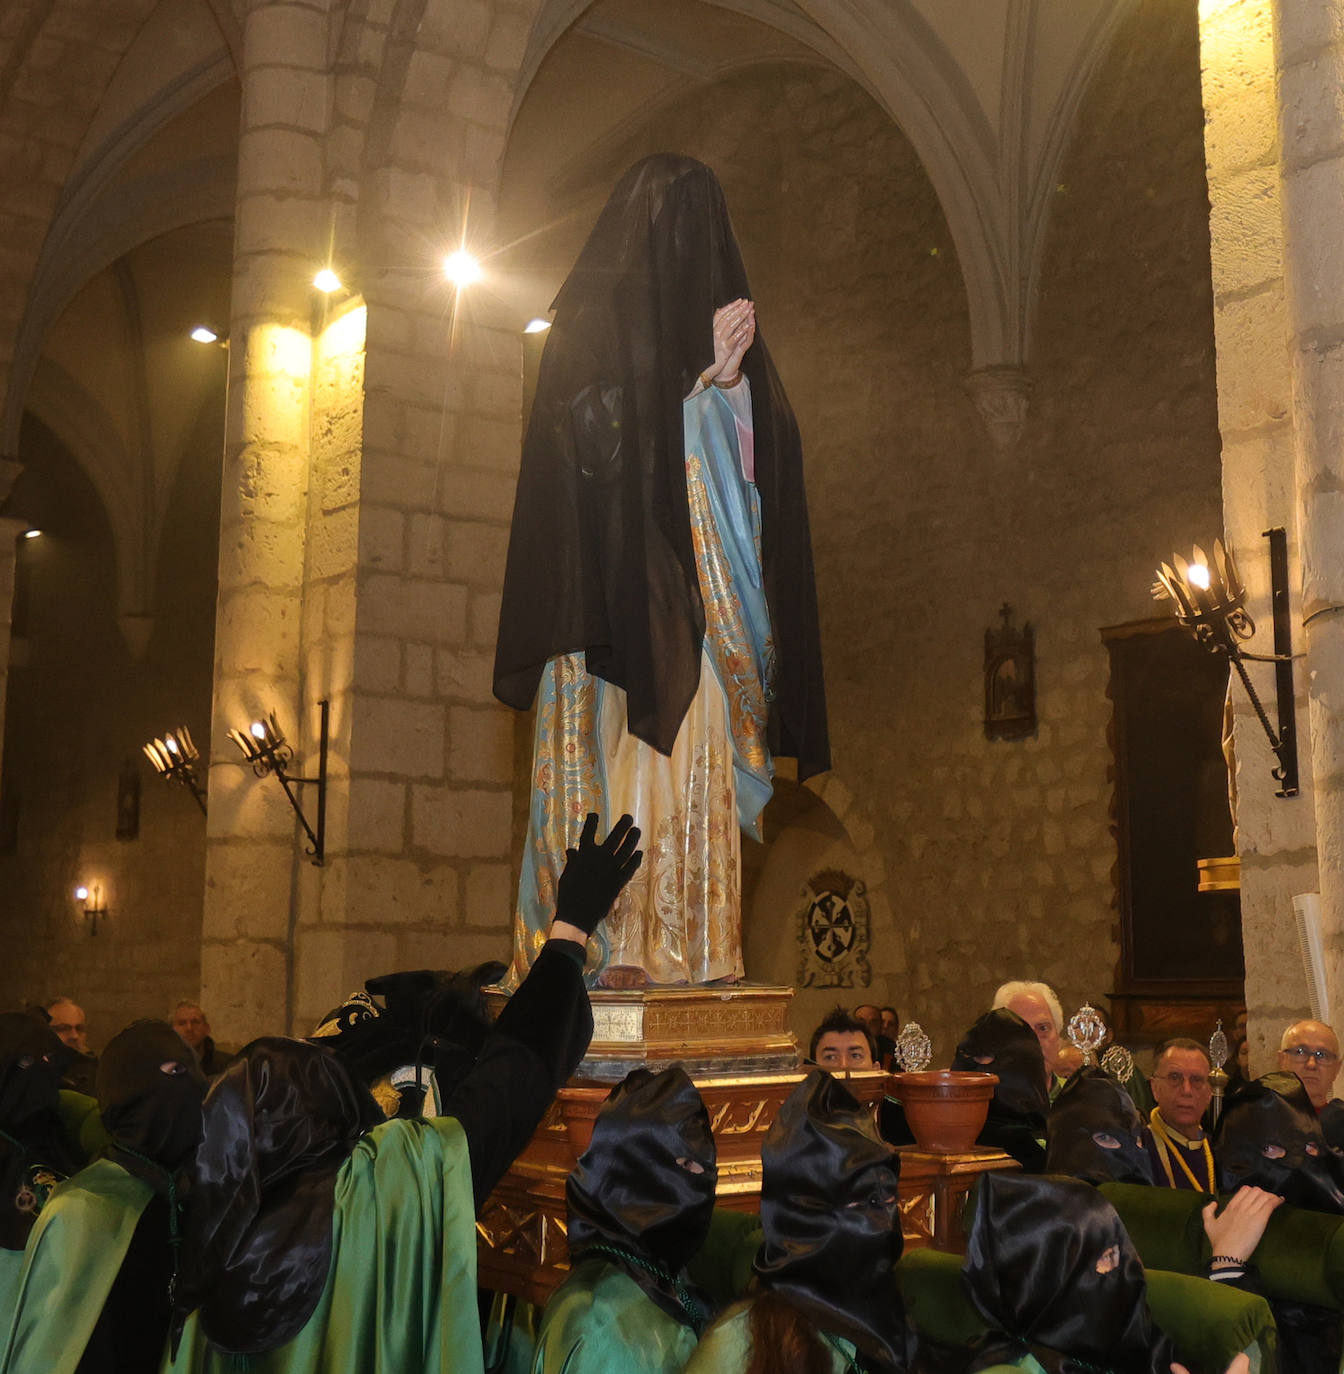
[443,250,482,287]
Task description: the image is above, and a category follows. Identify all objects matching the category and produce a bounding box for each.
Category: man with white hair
[992,979,1064,1094]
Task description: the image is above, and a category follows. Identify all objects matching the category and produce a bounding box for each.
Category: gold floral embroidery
[508,654,603,987]
[686,455,772,773]
[604,734,741,983]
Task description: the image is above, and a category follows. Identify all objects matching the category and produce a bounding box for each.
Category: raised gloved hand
[553,812,642,938]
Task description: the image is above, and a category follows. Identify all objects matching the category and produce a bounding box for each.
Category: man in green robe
[168,813,642,1373]
[3,1020,208,1373]
[3,814,641,1374]
[532,1067,717,1374]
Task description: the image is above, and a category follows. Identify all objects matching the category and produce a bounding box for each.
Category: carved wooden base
[475,1065,1020,1303]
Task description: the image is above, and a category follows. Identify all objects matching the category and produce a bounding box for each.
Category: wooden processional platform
[476,984,1018,1305]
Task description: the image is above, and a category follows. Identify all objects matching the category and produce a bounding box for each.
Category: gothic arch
[506,0,1137,382]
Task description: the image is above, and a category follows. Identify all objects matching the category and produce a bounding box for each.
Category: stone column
[0,515,26,787]
[1275,0,1344,1019]
[200,0,334,1042]
[1198,0,1319,1065]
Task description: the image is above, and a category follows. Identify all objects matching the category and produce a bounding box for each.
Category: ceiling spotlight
[313,268,343,294]
[443,250,482,288]
[524,318,552,334]
[22,529,40,539]
[190,326,219,344]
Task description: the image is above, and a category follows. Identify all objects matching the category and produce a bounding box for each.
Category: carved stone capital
[118,613,155,659]
[964,365,1033,453]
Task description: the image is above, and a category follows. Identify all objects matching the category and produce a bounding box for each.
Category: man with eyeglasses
[1278,1020,1344,1149]
[1142,1037,1216,1190]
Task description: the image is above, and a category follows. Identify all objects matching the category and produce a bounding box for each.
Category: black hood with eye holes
[953,1010,1049,1169]
[97,1020,206,1184]
[567,1066,717,1327]
[755,1071,909,1372]
[964,1173,1175,1374]
[1047,1068,1154,1186]
[1215,1072,1344,1212]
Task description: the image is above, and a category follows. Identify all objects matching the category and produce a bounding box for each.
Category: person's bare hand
[1202,1186,1283,1265]
[709,298,755,382]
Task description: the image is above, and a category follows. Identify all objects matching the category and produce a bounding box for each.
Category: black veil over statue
[493,153,829,779]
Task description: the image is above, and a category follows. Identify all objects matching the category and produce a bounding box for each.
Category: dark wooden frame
[1102,617,1244,1040]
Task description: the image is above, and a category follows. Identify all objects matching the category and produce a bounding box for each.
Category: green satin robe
[1,1157,155,1374]
[531,1259,699,1374]
[168,1115,480,1374]
[0,1089,108,1363]
[683,1300,859,1374]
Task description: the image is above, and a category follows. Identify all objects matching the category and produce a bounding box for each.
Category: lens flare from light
[443,250,482,287]
[313,268,343,293]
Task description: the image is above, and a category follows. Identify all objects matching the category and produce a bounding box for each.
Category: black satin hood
[312,961,505,1113]
[0,1011,70,1131]
[0,1012,82,1249]
[1214,1071,1344,1212]
[98,1020,206,1176]
[964,1173,1175,1374]
[755,1071,907,1371]
[953,1010,1048,1168]
[493,152,829,778]
[568,1067,717,1325]
[1047,1068,1154,1186]
[172,1036,384,1355]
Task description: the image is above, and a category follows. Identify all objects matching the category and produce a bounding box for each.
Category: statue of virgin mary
[493,154,829,987]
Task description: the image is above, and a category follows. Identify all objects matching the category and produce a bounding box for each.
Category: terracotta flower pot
[888,1070,999,1153]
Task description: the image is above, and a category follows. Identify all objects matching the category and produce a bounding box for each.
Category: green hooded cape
[168,1115,479,1374]
[531,1258,699,1374]
[1,1157,155,1373]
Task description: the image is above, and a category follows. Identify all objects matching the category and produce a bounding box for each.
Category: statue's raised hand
[553,813,643,938]
[709,298,755,383]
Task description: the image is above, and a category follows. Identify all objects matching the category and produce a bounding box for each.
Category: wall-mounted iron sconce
[1153,527,1298,797]
[143,726,207,815]
[74,883,108,935]
[228,701,329,865]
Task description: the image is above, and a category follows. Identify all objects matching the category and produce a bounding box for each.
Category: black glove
[554,812,642,936]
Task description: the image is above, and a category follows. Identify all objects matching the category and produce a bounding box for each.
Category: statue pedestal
[581,983,799,1078]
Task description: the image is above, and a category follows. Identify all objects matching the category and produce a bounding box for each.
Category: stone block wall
[0,411,218,1043]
